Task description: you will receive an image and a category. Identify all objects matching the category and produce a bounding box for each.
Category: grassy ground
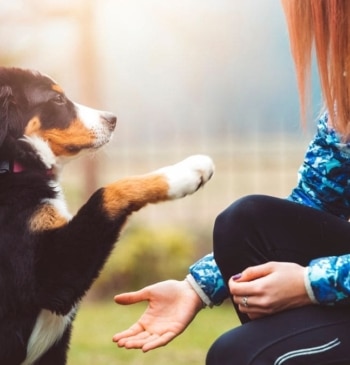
[68,299,239,365]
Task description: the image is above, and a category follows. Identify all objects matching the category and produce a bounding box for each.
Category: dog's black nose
[102,112,117,131]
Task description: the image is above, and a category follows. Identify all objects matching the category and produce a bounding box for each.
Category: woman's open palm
[113,279,203,352]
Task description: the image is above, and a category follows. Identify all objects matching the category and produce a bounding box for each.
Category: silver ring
[242,296,249,307]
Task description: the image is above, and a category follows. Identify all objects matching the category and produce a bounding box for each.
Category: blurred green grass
[68,299,239,365]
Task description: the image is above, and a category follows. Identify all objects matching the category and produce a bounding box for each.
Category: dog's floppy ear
[0,85,14,146]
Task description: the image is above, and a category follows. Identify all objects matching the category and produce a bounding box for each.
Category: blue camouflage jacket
[188,113,350,307]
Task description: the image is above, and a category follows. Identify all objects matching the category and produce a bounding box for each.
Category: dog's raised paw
[156,155,215,199]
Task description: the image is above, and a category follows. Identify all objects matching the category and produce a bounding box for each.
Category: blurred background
[0,0,321,363]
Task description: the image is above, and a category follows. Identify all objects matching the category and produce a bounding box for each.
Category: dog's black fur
[0,67,213,365]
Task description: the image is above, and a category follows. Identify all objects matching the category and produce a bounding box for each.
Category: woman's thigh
[206,305,350,365]
[213,195,350,282]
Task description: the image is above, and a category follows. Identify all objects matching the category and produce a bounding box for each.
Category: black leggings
[207,195,350,365]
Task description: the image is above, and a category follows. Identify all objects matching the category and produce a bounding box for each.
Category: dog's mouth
[42,124,115,157]
[64,132,113,153]
[26,107,117,158]
[89,117,117,150]
[70,104,117,153]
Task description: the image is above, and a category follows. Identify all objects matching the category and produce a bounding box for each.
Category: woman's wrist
[185,274,212,309]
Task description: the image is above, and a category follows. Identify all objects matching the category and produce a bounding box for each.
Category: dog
[0,67,214,365]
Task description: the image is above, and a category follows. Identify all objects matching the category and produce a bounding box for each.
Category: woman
[113,1,350,364]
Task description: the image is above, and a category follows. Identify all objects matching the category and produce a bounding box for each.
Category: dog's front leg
[35,155,214,315]
[102,154,214,219]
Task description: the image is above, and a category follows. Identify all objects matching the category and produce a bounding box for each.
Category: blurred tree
[76,0,102,197]
[88,225,200,300]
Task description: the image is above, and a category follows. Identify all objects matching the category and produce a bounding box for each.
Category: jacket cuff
[304,267,318,304]
[307,256,349,305]
[188,253,229,306]
[186,274,213,308]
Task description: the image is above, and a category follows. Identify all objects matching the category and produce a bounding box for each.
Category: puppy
[0,67,214,365]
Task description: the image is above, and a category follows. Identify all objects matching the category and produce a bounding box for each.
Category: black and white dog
[0,67,214,365]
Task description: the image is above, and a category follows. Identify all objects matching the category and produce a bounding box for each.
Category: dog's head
[0,67,116,173]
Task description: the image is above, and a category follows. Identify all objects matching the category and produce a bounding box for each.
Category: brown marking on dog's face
[24,117,94,157]
[51,84,64,94]
[23,105,115,158]
[25,117,42,136]
[29,204,68,232]
[102,174,170,219]
[38,119,96,157]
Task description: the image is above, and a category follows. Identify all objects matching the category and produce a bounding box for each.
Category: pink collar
[0,160,54,176]
[13,161,25,173]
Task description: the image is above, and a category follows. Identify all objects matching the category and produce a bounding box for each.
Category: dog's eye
[52,94,66,105]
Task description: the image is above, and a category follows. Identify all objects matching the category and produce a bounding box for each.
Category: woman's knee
[206,323,275,365]
[213,195,266,252]
[206,328,250,365]
[206,331,237,365]
[213,195,282,279]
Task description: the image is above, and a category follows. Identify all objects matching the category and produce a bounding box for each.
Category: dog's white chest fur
[21,308,76,365]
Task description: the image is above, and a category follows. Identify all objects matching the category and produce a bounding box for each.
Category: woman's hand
[112,279,203,352]
[229,262,313,319]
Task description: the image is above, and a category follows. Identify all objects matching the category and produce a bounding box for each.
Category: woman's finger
[113,323,144,342]
[142,331,178,352]
[116,331,156,348]
[233,295,254,307]
[114,289,148,305]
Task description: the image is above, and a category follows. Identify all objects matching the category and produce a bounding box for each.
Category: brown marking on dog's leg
[29,204,69,232]
[102,174,169,219]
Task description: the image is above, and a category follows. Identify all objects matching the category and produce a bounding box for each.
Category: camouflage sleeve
[307,255,350,305]
[187,253,229,307]
[288,113,350,220]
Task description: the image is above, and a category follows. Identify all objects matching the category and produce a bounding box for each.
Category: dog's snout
[102,112,117,131]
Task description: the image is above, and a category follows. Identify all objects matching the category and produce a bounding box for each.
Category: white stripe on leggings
[274,338,341,365]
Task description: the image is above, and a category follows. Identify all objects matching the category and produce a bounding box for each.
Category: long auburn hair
[282,0,350,139]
